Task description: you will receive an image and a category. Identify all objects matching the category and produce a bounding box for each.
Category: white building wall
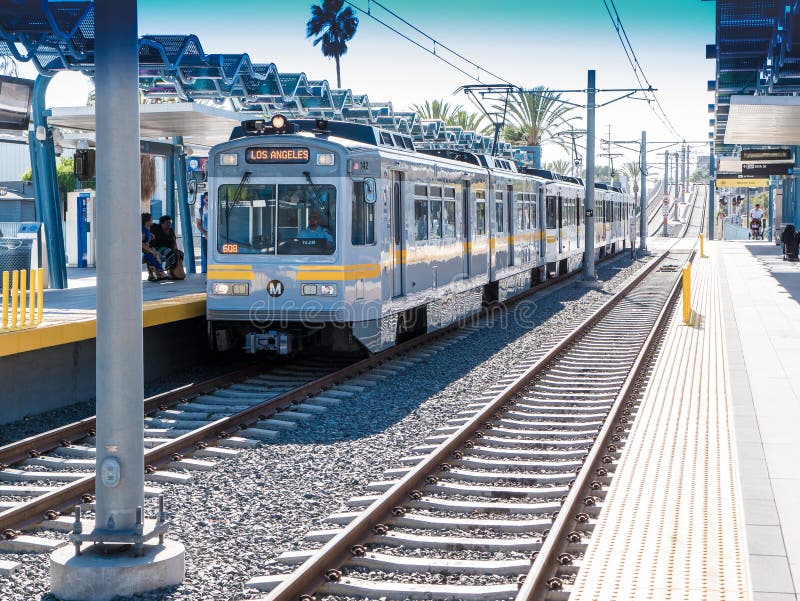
[0,141,31,181]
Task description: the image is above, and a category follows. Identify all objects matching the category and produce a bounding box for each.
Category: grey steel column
[708,148,715,238]
[680,146,686,199]
[93,0,144,533]
[673,151,680,219]
[639,130,647,250]
[583,70,596,280]
[663,152,668,196]
[768,183,774,242]
[165,152,176,220]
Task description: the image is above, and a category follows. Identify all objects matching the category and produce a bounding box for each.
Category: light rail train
[205,116,634,354]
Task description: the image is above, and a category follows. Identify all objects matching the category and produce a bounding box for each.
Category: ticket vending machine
[66,189,96,267]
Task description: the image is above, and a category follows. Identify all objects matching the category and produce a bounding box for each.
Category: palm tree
[545,159,571,175]
[620,161,642,198]
[499,87,580,155]
[306,0,359,88]
[411,98,462,123]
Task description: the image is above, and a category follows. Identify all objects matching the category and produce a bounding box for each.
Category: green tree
[21,156,81,202]
[544,159,571,175]
[411,98,462,123]
[306,0,359,88]
[690,167,709,183]
[447,109,488,132]
[620,161,642,198]
[499,87,580,152]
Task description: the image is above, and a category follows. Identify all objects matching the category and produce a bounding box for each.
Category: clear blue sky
[18,0,715,170]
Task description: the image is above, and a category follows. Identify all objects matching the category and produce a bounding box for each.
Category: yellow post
[37,268,43,324]
[700,233,705,258]
[28,268,37,325]
[10,270,18,329]
[1,271,8,330]
[19,269,26,327]
[682,263,692,325]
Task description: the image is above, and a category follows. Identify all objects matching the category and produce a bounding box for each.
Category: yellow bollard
[700,233,705,258]
[37,268,43,324]
[28,268,37,325]
[1,271,8,330]
[19,269,26,327]
[10,270,18,329]
[682,263,692,325]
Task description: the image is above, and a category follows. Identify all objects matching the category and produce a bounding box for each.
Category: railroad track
[243,246,690,601]
[0,249,638,562]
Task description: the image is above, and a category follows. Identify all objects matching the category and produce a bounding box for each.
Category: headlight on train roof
[219,153,238,166]
[212,282,249,296]
[319,284,337,296]
[316,153,335,166]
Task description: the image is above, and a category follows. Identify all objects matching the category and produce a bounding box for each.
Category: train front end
[206,118,356,354]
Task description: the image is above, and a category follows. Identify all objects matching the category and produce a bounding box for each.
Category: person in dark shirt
[142,213,167,281]
[149,215,185,279]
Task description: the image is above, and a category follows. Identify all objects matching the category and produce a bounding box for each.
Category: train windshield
[217,183,336,255]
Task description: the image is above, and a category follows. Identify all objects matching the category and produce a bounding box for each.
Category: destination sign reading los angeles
[246,147,310,164]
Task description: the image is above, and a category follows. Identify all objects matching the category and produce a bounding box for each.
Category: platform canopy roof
[709,0,800,154]
[0,1,498,154]
[47,102,243,148]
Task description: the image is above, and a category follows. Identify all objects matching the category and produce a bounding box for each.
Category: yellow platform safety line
[1,268,45,333]
[682,263,692,325]
[0,291,205,358]
[700,233,706,258]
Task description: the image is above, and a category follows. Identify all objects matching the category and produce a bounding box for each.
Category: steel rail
[515,250,691,600]
[261,249,671,601]
[0,248,633,535]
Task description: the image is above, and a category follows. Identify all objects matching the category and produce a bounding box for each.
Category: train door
[539,188,546,259]
[390,171,405,297]
[557,193,564,255]
[507,185,514,266]
[462,182,471,278]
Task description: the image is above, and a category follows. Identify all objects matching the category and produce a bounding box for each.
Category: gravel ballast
[1,253,651,601]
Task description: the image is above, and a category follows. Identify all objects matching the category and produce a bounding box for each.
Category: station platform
[1,268,206,357]
[571,239,800,601]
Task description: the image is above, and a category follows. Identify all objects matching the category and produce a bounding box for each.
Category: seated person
[297,211,334,244]
[141,213,167,282]
[149,215,186,280]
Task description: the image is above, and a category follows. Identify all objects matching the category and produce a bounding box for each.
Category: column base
[50,539,184,601]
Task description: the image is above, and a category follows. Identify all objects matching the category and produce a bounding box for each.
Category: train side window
[414,184,428,197]
[545,195,557,229]
[577,197,581,227]
[415,197,428,241]
[476,199,487,235]
[531,200,537,231]
[430,198,443,239]
[443,200,456,238]
[351,181,375,245]
[515,194,524,231]
[495,194,504,233]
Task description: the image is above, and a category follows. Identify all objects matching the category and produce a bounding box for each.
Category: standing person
[195,192,208,273]
[661,198,670,237]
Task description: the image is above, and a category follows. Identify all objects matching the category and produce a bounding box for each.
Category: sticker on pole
[100,456,121,488]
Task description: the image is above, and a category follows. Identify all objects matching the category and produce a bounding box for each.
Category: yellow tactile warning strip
[0,293,205,357]
[570,248,750,601]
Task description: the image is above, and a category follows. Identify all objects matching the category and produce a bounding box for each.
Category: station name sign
[741,163,793,177]
[246,147,310,164]
[740,148,793,161]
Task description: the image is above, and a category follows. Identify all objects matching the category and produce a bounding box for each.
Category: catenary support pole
[769,182,774,242]
[174,136,197,274]
[583,70,596,281]
[708,147,715,238]
[93,0,145,533]
[639,130,647,251]
[673,151,680,219]
[663,151,669,196]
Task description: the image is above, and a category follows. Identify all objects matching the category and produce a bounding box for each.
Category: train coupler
[244,331,292,355]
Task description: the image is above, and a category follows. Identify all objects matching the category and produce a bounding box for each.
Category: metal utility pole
[93,0,144,533]
[708,150,715,238]
[673,151,680,219]
[663,152,669,195]
[680,146,686,200]
[584,70,597,281]
[640,130,647,251]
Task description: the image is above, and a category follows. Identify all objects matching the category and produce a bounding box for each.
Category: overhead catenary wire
[601,0,684,141]
[345,0,515,87]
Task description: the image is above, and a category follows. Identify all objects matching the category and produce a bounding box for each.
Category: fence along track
[247,247,688,601]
